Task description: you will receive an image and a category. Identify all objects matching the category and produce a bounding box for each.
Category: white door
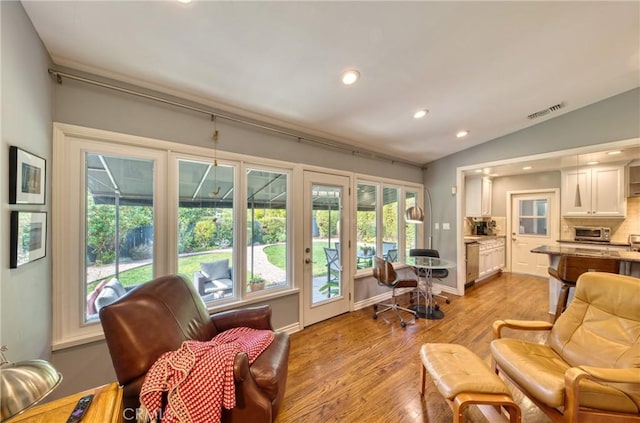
[510,192,558,277]
[303,171,351,326]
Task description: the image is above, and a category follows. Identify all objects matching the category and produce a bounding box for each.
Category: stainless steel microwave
[574,226,611,242]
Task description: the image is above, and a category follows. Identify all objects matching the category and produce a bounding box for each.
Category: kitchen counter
[531,245,640,263]
[532,244,639,316]
[464,235,505,243]
[556,239,631,248]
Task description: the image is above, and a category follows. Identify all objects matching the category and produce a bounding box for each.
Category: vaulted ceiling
[22,1,640,166]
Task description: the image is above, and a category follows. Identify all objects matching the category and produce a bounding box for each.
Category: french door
[302,171,351,326]
[510,191,558,277]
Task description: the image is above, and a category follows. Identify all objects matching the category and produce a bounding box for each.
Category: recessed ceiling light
[522,166,533,170]
[456,130,469,138]
[474,169,483,173]
[177,0,192,3]
[341,70,360,85]
[414,109,428,119]
[607,150,622,155]
[587,161,599,165]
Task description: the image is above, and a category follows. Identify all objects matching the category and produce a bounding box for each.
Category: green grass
[88,251,232,291]
[263,241,336,275]
[88,241,338,292]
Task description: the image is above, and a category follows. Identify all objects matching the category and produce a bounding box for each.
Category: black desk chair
[409,249,451,308]
[372,256,418,327]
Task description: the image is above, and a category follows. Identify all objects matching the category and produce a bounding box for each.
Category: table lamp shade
[1,359,62,421]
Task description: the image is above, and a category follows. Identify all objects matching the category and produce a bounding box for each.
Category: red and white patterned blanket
[139,327,275,423]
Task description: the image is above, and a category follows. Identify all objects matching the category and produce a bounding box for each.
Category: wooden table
[7,382,122,423]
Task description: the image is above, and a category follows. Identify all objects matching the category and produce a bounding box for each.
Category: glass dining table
[406,256,456,319]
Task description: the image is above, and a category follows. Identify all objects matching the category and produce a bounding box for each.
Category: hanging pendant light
[210,115,221,197]
[574,154,582,207]
[405,206,424,223]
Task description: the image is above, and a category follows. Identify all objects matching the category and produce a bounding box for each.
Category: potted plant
[248,275,265,292]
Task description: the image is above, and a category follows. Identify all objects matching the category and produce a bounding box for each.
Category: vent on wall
[527,102,565,120]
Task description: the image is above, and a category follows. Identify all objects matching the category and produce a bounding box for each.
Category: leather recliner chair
[99,274,290,422]
[491,272,640,423]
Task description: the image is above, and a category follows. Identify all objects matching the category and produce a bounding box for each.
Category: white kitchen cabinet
[465,176,492,217]
[561,165,626,217]
[477,237,505,280]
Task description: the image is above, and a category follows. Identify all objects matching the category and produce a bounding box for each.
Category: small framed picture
[9,146,46,205]
[10,211,47,268]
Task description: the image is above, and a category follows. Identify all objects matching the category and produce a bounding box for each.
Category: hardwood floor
[276,272,554,423]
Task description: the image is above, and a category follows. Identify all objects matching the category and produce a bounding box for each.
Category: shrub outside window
[246,168,289,293]
[177,159,236,303]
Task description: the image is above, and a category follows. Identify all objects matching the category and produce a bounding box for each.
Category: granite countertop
[531,245,640,263]
[464,235,506,243]
[557,239,631,247]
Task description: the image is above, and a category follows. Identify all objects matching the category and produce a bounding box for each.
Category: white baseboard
[277,322,302,335]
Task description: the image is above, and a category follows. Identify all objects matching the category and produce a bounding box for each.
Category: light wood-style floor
[276,272,554,423]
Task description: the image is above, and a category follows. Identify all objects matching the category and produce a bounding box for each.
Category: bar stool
[548,255,620,322]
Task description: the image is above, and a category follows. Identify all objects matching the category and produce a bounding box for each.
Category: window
[382,186,399,262]
[356,183,377,269]
[246,168,289,293]
[177,159,236,302]
[53,127,294,350]
[85,154,156,322]
[53,125,419,349]
[355,180,422,271]
[518,199,548,235]
[404,190,419,256]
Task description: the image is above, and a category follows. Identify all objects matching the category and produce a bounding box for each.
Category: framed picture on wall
[9,146,46,205]
[10,211,47,268]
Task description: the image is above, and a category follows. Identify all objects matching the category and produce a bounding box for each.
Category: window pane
[382,186,399,261]
[311,184,341,302]
[405,191,418,258]
[177,159,235,302]
[356,183,377,269]
[247,169,288,293]
[518,198,548,236]
[85,153,154,322]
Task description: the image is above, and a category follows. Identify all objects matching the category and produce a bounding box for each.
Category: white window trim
[52,123,422,349]
[53,124,301,350]
[353,176,424,277]
[52,127,168,350]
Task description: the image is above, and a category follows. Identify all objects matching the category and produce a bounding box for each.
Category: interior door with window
[510,192,557,276]
[303,171,351,326]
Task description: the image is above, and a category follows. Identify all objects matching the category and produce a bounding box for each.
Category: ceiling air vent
[527,102,565,120]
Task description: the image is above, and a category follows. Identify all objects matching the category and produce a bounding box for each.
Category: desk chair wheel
[401,321,406,328]
[445,299,451,304]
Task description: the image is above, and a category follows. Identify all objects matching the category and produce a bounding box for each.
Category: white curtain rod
[49,69,421,168]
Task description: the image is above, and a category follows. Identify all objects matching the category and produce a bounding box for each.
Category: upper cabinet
[629,163,640,197]
[561,165,626,217]
[465,176,492,217]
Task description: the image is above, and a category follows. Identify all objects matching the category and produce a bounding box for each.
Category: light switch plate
[434,223,440,230]
[443,222,450,230]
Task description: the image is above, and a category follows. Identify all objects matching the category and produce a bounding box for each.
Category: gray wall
[53,71,422,182]
[3,1,424,400]
[424,88,640,288]
[491,171,561,217]
[1,0,54,369]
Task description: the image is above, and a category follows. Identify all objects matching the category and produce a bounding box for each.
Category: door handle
[304,258,316,264]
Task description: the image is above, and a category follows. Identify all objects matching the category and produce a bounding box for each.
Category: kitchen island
[531,245,640,315]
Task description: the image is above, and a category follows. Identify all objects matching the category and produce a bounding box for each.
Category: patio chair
[321,247,340,297]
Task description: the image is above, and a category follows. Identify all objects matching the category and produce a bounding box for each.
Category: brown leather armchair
[491,272,640,423]
[99,274,290,422]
